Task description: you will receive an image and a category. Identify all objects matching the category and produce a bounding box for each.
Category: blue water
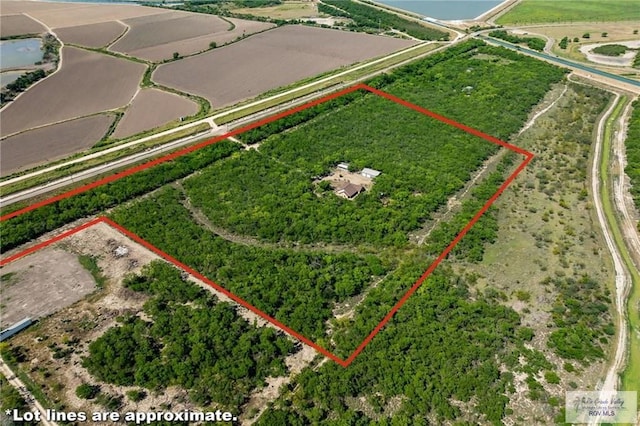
[0,38,44,71]
[374,0,503,20]
[0,71,25,87]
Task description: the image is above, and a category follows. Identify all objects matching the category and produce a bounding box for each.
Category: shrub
[75,383,100,399]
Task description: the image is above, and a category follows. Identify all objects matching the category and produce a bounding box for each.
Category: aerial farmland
[153,25,417,108]
[0,1,417,175]
[1,0,639,424]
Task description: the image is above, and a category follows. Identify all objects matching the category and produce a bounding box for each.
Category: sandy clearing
[0,247,96,326]
[579,40,640,67]
[55,21,126,48]
[0,14,45,37]
[110,11,229,53]
[0,46,145,137]
[111,88,199,139]
[126,18,275,62]
[154,25,416,108]
[0,114,114,176]
[1,1,165,29]
[241,344,317,425]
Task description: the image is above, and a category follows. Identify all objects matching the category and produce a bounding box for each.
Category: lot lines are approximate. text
[0,84,533,367]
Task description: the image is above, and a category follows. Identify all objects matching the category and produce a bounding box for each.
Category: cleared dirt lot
[153,25,417,107]
[112,88,199,139]
[0,114,114,176]
[0,14,45,37]
[55,21,126,48]
[0,248,96,326]
[0,46,144,137]
[110,12,274,61]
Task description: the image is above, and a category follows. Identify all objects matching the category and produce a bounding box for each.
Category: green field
[497,0,640,24]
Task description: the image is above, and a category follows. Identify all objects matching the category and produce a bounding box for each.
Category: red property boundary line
[0,84,534,367]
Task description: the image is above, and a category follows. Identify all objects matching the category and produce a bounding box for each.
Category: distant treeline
[319,0,448,41]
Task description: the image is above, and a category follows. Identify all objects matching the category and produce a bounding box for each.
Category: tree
[582,33,590,38]
[559,36,569,49]
[601,32,608,37]
[209,41,217,49]
[172,52,180,60]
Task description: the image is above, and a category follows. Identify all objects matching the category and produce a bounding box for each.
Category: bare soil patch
[0,248,96,326]
[125,18,275,62]
[579,40,640,67]
[0,46,145,137]
[154,25,416,108]
[110,11,229,52]
[1,1,165,29]
[319,168,374,189]
[241,345,317,425]
[0,14,45,37]
[0,113,114,176]
[111,88,199,139]
[55,21,126,48]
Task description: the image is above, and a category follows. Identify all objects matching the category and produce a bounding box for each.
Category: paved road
[478,35,640,90]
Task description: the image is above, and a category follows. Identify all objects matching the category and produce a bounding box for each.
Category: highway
[477,35,640,90]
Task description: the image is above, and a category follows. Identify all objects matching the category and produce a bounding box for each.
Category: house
[337,162,350,171]
[361,168,381,179]
[336,183,364,199]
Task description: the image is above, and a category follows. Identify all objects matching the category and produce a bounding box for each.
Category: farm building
[337,162,350,171]
[336,183,364,199]
[361,168,381,179]
[0,318,33,342]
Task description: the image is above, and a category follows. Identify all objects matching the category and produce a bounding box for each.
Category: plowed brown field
[109,11,274,61]
[55,21,126,48]
[153,25,417,108]
[1,114,114,176]
[112,88,199,139]
[0,46,145,137]
[0,14,45,37]
[0,1,165,28]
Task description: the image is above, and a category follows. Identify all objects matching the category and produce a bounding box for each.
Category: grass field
[497,0,640,24]
[422,82,616,422]
[231,1,318,19]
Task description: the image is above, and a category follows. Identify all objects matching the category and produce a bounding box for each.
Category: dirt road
[613,99,640,269]
[588,93,630,425]
[0,359,57,426]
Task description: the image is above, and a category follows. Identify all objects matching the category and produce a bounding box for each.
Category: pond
[0,38,44,71]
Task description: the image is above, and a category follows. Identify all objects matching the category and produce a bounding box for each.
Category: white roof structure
[361,168,381,178]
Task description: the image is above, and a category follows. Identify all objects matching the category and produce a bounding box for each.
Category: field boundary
[0,84,534,367]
